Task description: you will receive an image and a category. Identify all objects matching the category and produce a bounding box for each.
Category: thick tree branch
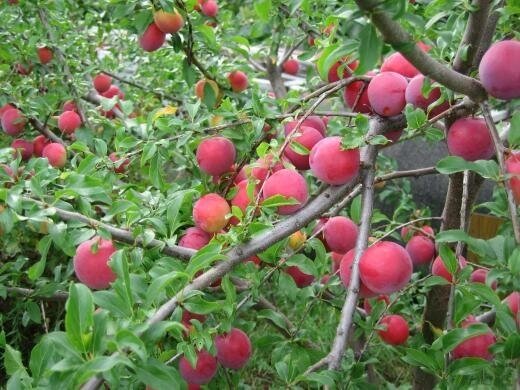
[27,117,66,145]
[453,0,492,74]
[21,197,195,260]
[354,0,487,101]
[266,58,287,98]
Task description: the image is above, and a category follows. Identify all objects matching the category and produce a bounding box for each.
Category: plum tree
[196,136,236,177]
[478,40,520,100]
[262,169,308,214]
[2,1,520,389]
[153,9,184,34]
[42,143,67,168]
[323,216,358,254]
[193,193,231,233]
[367,72,408,117]
[284,126,323,170]
[309,136,360,185]
[227,70,248,92]
[58,110,81,134]
[179,350,217,385]
[215,328,252,369]
[359,241,413,294]
[378,315,409,345]
[73,236,117,289]
[447,118,494,161]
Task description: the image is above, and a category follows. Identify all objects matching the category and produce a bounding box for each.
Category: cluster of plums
[1,74,130,173]
[139,1,218,53]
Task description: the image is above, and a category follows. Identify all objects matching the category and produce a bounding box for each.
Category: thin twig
[481,102,520,243]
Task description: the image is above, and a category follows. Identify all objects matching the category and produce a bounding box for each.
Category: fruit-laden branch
[37,9,92,130]
[99,70,183,103]
[81,182,361,389]
[453,0,492,74]
[481,102,520,243]
[305,118,381,373]
[27,116,66,145]
[353,0,487,102]
[21,197,196,260]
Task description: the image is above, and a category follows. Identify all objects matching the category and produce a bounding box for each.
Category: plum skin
[73,236,117,289]
[215,328,252,369]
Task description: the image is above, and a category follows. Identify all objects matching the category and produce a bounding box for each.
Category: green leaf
[438,244,457,276]
[301,371,337,386]
[431,323,491,353]
[256,309,290,333]
[185,242,225,279]
[350,195,362,224]
[356,24,382,74]
[503,333,520,359]
[28,235,52,280]
[116,329,147,361]
[436,156,500,180]
[507,111,520,147]
[405,105,427,129]
[254,0,272,21]
[289,140,310,155]
[448,357,489,376]
[4,344,27,376]
[262,194,300,208]
[65,284,94,354]
[135,359,182,390]
[401,348,439,373]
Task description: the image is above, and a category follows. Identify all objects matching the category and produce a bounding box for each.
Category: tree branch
[453,0,492,74]
[472,0,504,69]
[481,101,520,243]
[100,70,182,103]
[354,0,487,102]
[22,197,195,260]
